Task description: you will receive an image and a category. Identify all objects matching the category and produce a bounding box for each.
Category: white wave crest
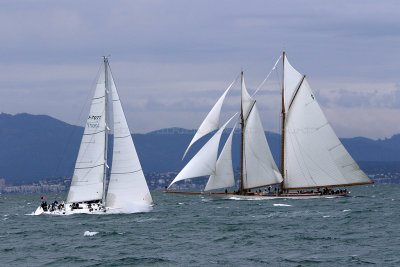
[273,203,292,207]
[84,231,98,236]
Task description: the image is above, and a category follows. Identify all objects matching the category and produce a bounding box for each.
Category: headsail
[243,102,283,189]
[106,65,152,209]
[67,63,107,203]
[205,123,236,191]
[283,60,372,189]
[182,81,234,159]
[168,114,236,189]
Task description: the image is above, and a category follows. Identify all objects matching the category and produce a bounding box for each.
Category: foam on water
[273,203,292,207]
[84,231,99,236]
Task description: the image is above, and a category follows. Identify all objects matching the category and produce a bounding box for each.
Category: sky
[0,0,399,139]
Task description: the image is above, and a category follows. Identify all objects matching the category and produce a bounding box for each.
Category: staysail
[182,81,234,159]
[168,114,236,188]
[67,63,107,203]
[105,67,153,208]
[205,124,236,191]
[283,57,372,189]
[243,102,283,189]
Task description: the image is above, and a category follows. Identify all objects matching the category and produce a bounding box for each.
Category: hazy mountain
[1,113,399,185]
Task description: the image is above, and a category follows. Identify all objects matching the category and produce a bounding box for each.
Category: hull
[164,190,349,199]
[34,202,105,215]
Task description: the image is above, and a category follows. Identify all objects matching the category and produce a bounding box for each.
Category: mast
[102,56,109,206]
[280,51,285,193]
[240,71,244,194]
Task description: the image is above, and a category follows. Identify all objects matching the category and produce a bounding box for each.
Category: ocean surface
[0,184,399,266]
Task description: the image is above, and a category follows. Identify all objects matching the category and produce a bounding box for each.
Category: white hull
[34,202,105,215]
[221,193,348,200]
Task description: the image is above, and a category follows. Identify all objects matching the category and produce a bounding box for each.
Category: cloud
[0,0,399,138]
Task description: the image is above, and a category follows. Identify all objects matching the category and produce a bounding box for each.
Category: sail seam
[83,130,105,135]
[114,134,131,139]
[110,169,142,175]
[92,95,105,100]
[75,163,104,170]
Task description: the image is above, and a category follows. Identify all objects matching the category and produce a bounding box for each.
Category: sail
[182,81,234,159]
[284,78,372,189]
[67,63,107,203]
[283,55,303,111]
[106,68,153,209]
[241,76,254,120]
[243,102,283,189]
[168,114,236,189]
[205,124,236,191]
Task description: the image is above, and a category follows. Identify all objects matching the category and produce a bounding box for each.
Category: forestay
[169,115,236,188]
[67,64,107,203]
[205,124,236,191]
[284,78,372,189]
[243,102,283,189]
[106,69,153,209]
[182,81,234,159]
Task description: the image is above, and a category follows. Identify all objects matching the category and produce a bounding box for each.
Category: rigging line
[53,61,104,180]
[252,54,282,98]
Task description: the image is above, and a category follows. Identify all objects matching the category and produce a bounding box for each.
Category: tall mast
[240,71,244,194]
[280,51,285,193]
[102,56,109,206]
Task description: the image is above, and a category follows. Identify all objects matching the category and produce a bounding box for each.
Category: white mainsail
[243,102,283,189]
[283,58,372,189]
[106,68,153,209]
[205,124,236,191]
[182,81,234,159]
[67,63,107,203]
[168,115,236,189]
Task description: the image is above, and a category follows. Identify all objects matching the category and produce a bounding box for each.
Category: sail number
[88,115,102,120]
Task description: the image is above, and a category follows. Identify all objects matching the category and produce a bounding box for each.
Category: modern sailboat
[166,52,373,198]
[35,57,153,214]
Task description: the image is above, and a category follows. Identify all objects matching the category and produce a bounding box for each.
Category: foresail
[205,124,236,191]
[284,78,372,189]
[243,102,282,189]
[67,63,106,203]
[106,68,153,209]
[182,81,234,159]
[169,114,236,189]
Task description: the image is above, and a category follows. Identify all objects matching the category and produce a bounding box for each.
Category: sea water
[0,185,399,266]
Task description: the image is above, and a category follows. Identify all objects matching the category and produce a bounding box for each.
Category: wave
[273,203,292,207]
[84,231,99,236]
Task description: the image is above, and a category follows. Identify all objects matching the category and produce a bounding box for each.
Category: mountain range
[1,113,399,185]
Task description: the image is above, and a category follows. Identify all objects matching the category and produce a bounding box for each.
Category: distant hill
[1,113,400,185]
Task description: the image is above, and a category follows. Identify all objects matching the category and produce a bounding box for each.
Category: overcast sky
[0,0,399,139]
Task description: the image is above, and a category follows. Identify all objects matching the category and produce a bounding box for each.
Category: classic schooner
[166,52,373,197]
[35,57,153,214]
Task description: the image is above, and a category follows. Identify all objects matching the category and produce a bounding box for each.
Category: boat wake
[105,205,153,214]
